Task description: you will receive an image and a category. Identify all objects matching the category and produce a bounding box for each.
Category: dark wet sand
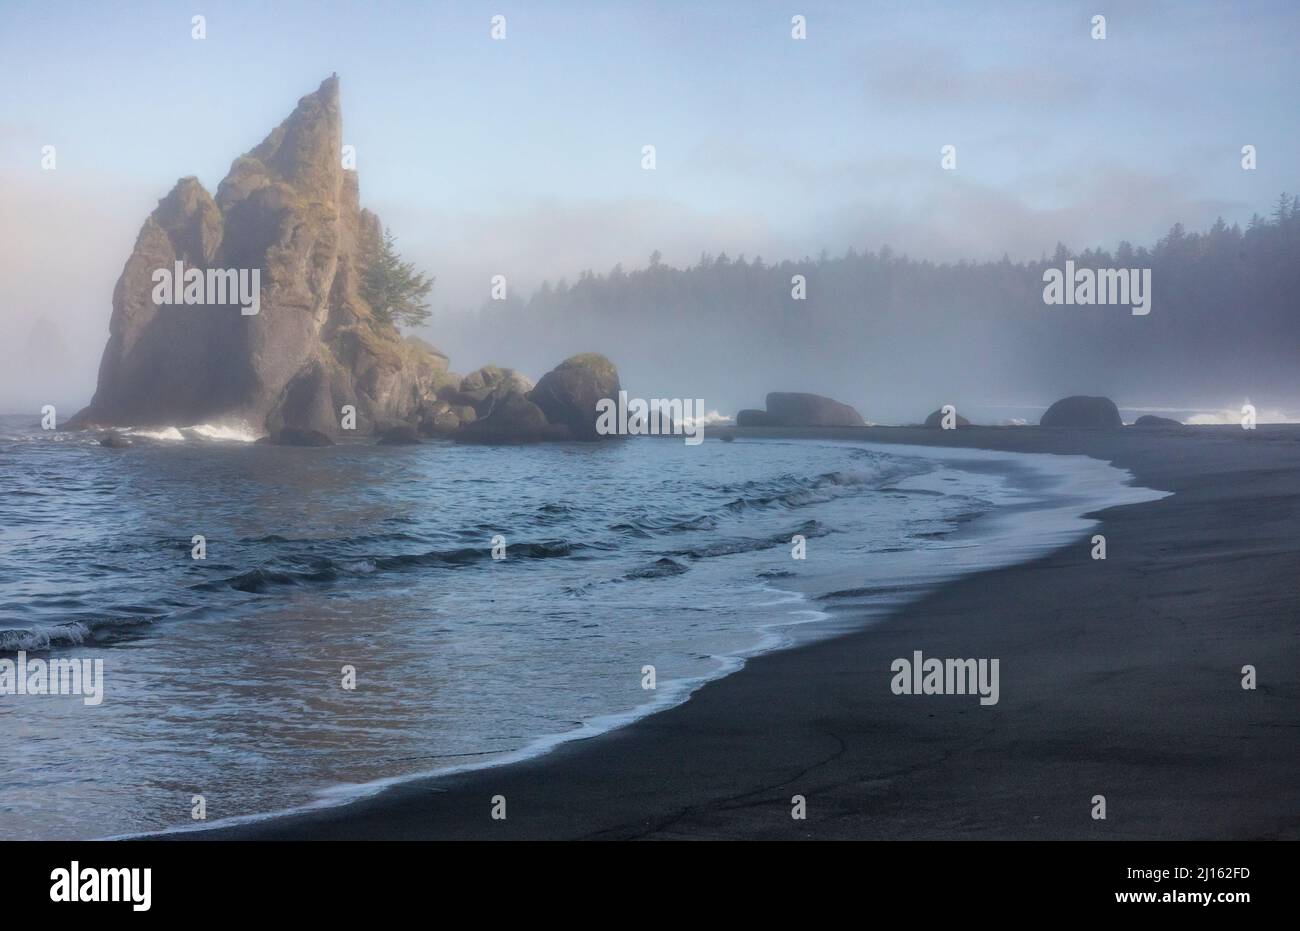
[179,425,1300,840]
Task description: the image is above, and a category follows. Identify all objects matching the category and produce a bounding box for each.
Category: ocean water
[0,415,1164,839]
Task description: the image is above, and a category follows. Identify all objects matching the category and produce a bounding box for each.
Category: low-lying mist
[433,202,1300,425]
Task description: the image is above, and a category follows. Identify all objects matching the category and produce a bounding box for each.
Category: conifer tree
[360,229,434,329]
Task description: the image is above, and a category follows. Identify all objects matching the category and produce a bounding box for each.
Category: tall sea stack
[73,76,450,436]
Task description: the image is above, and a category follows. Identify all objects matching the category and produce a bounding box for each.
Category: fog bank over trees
[435,196,1300,424]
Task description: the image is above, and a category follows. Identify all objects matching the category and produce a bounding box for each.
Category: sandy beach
[170,424,1299,841]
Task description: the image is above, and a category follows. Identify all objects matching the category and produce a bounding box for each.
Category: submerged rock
[1040,396,1123,429]
[98,430,132,448]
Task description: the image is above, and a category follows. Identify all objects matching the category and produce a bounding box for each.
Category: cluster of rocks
[432,352,620,445]
[730,394,1185,432]
[1039,396,1184,429]
[264,352,621,446]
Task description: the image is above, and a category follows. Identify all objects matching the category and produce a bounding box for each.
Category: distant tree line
[437,194,1300,414]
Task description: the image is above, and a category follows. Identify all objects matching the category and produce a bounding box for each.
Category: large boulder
[924,407,971,428]
[457,390,567,444]
[1040,396,1123,429]
[527,353,621,440]
[1133,414,1183,429]
[764,392,865,427]
[70,76,447,440]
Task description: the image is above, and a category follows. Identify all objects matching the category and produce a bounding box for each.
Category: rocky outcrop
[924,408,971,428]
[1133,414,1183,429]
[736,392,865,427]
[1040,396,1123,429]
[527,353,621,440]
[72,76,451,438]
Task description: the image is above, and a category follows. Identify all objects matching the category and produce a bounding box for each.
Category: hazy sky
[1,0,1297,409]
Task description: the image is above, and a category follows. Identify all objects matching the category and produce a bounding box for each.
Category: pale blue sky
[1,0,1296,405]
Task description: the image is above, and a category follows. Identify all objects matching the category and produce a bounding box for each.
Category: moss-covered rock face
[528,353,621,440]
[1040,396,1123,429]
[73,76,448,439]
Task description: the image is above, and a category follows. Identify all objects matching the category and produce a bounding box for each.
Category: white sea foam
[1183,406,1299,425]
[124,421,262,443]
[0,622,91,652]
[679,409,733,429]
